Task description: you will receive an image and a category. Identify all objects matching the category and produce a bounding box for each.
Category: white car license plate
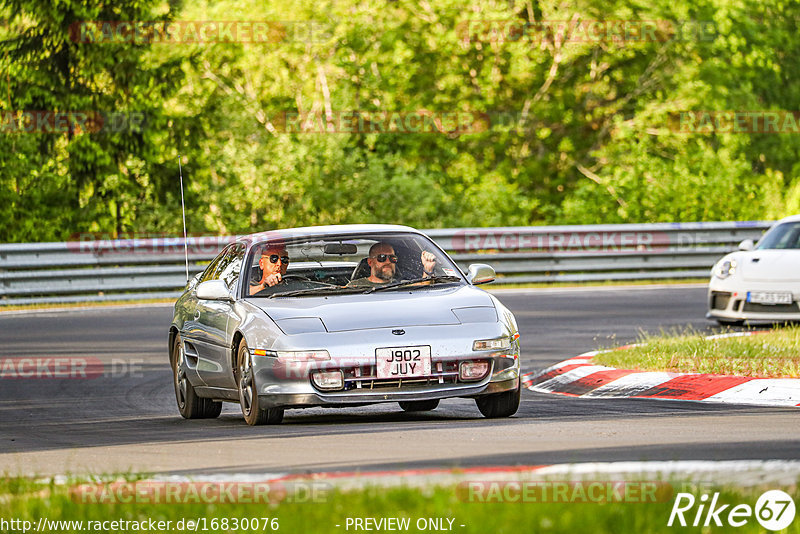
[746,291,793,305]
[375,346,432,379]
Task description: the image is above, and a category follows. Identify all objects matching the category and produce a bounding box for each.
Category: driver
[249,244,289,295]
[347,242,437,288]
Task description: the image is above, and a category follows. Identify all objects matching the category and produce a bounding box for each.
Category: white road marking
[0,302,174,316]
[584,372,676,397]
[487,283,707,295]
[101,460,800,490]
[531,365,618,392]
[705,379,800,406]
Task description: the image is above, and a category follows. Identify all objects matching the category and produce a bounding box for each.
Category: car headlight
[460,360,491,381]
[252,349,330,362]
[473,337,512,351]
[311,370,344,390]
[714,259,737,279]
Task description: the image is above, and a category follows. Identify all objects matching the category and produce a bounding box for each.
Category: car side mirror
[466,264,496,285]
[196,280,233,301]
[186,272,202,290]
[738,239,755,251]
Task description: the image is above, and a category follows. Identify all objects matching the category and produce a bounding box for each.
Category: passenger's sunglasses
[264,254,290,264]
[371,254,397,263]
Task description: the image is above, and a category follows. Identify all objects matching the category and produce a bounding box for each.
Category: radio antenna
[179,155,189,282]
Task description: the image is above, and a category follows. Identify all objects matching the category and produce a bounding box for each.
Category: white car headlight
[714,259,737,279]
[459,360,490,381]
[311,370,344,390]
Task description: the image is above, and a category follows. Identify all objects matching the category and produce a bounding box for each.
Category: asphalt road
[1,284,798,477]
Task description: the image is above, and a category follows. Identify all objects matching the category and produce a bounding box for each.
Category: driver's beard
[376,265,395,281]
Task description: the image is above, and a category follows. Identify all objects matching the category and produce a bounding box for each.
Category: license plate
[375,346,432,379]
[746,291,793,305]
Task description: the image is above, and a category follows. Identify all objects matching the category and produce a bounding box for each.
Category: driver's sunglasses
[266,254,290,264]
[371,254,397,264]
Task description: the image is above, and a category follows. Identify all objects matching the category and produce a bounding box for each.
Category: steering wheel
[280,274,311,282]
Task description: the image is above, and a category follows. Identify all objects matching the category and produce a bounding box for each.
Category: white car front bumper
[707,278,800,322]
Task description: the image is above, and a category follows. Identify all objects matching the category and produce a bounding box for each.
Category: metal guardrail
[0,221,773,306]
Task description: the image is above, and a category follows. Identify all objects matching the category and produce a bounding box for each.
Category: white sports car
[708,215,800,324]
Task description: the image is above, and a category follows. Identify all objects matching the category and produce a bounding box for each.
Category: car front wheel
[236,341,284,426]
[475,382,521,418]
[173,334,222,419]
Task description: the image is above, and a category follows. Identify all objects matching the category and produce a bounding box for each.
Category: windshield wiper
[267,285,359,298]
[365,275,461,293]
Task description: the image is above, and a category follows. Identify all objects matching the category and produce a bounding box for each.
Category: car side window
[787,227,800,249]
[218,244,246,292]
[198,246,230,284]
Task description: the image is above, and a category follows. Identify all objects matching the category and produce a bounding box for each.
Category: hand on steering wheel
[279,274,311,282]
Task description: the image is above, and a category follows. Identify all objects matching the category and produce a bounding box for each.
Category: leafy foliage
[2,0,800,241]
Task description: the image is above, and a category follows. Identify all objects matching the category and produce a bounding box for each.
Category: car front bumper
[253,354,520,409]
[707,279,800,322]
[256,376,519,409]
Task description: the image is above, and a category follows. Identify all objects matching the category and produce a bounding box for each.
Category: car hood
[740,250,800,282]
[251,285,497,332]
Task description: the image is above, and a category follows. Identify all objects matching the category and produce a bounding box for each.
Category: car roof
[778,214,800,224]
[235,224,423,246]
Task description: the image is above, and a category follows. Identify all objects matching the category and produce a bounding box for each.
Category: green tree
[0,0,185,241]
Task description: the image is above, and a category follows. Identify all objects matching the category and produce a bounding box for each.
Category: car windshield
[245,231,464,298]
[756,222,800,250]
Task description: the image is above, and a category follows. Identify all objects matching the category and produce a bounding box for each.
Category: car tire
[475,382,521,418]
[236,341,284,426]
[172,334,222,419]
[398,400,440,412]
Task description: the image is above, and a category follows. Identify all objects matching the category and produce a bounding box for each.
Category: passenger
[249,244,290,295]
[347,242,437,288]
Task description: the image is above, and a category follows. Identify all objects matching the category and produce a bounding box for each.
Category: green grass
[595,326,800,378]
[1,477,798,533]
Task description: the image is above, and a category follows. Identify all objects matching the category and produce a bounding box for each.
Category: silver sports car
[169,224,521,425]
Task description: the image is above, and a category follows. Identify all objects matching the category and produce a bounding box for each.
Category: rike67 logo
[668,490,795,530]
